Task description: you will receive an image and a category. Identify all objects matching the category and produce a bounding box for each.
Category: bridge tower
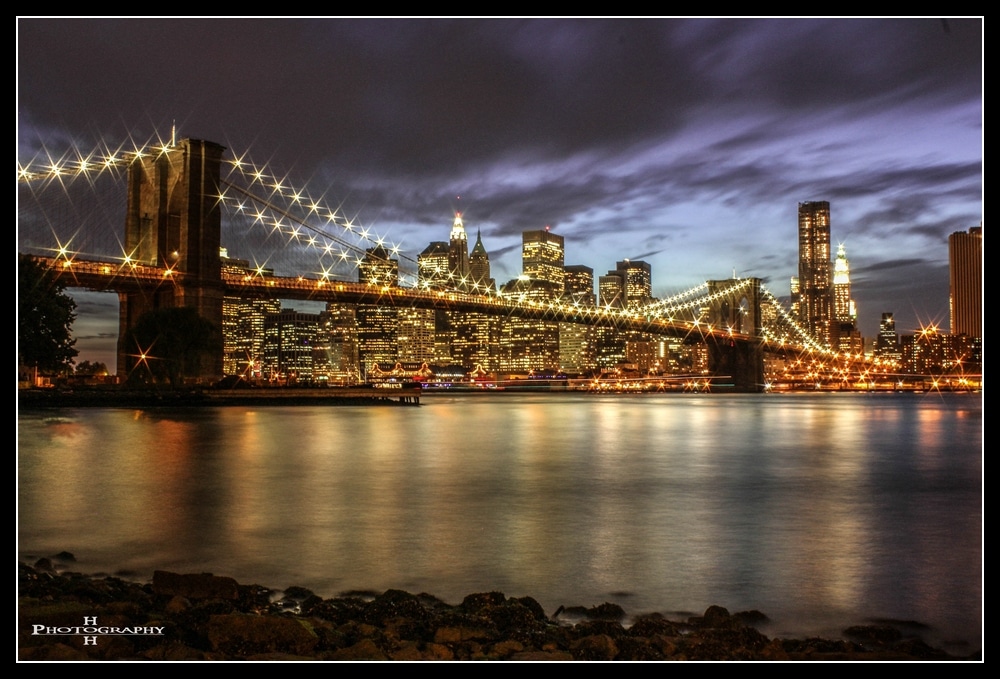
[704,278,764,392]
[118,138,226,380]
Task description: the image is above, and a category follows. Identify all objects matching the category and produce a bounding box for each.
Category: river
[17,391,982,653]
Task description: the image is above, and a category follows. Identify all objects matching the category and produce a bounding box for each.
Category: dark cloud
[17,17,982,353]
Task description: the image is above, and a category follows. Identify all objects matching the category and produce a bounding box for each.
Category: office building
[948,226,982,338]
[522,229,565,297]
[319,303,359,385]
[220,253,279,378]
[616,259,653,309]
[262,309,321,383]
[798,201,833,347]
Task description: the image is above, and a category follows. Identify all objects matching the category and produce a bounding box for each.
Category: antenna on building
[171,121,177,147]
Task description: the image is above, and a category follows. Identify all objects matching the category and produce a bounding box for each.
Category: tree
[124,307,221,387]
[18,254,78,374]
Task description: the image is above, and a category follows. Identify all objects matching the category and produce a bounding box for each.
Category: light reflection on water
[18,392,981,650]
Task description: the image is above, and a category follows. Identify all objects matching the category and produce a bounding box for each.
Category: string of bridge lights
[20,136,835,353]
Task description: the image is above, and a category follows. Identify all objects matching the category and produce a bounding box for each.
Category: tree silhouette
[18,254,78,374]
[125,307,221,387]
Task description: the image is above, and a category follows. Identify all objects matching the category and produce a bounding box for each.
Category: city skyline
[17,18,983,366]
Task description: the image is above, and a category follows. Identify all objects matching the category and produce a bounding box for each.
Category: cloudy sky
[17,18,982,366]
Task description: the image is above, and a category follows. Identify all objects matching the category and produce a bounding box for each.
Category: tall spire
[448,212,471,289]
[833,243,854,323]
[469,228,494,293]
[450,212,467,244]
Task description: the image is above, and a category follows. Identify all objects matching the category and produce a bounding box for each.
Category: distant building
[948,226,982,339]
[874,312,902,366]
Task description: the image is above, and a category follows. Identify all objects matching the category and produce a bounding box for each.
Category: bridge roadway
[41,256,755,344]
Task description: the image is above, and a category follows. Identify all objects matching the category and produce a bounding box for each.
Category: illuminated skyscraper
[522,229,565,297]
[798,201,833,347]
[262,309,321,383]
[832,243,861,353]
[449,212,471,289]
[833,244,855,323]
[948,226,982,338]
[615,259,652,309]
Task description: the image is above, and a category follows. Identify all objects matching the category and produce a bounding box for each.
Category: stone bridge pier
[704,278,764,392]
[117,138,226,380]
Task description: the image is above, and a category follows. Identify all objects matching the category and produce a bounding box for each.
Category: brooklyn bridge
[19,137,876,392]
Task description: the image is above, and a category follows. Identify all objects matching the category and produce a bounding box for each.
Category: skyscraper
[948,226,982,338]
[615,259,652,309]
[522,229,565,297]
[449,212,471,289]
[832,243,861,353]
[833,244,855,324]
[797,201,833,347]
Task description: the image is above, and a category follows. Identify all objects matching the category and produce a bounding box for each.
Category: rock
[152,571,239,600]
[206,613,318,656]
[587,602,626,620]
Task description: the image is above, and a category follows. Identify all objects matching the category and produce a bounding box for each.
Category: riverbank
[18,562,978,661]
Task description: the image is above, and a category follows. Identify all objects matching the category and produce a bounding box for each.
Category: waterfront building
[320,303,359,385]
[220,252,280,378]
[262,309,321,383]
[397,307,437,364]
[357,246,399,376]
[797,201,833,347]
[948,225,982,339]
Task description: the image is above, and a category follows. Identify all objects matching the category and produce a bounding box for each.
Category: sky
[16,18,983,367]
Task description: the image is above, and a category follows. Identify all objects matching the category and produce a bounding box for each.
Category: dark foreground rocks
[18,563,978,661]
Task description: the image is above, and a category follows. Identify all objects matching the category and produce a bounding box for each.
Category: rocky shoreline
[18,560,979,661]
